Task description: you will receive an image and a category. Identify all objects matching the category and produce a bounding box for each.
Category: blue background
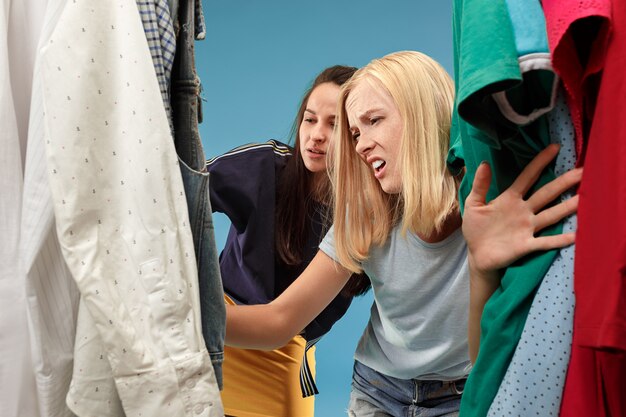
[196,1,453,415]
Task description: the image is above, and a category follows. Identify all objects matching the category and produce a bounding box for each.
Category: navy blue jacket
[207,140,353,342]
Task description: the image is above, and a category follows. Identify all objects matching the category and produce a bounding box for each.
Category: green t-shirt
[448,1,562,416]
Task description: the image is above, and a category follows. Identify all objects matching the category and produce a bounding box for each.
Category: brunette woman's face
[298,82,341,174]
[346,79,403,194]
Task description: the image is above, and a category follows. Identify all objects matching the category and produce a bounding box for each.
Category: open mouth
[308,148,326,155]
[372,160,386,173]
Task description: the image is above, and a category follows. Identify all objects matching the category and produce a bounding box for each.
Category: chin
[380,182,402,195]
[306,160,326,172]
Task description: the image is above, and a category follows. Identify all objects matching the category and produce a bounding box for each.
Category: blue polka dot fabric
[487,87,577,417]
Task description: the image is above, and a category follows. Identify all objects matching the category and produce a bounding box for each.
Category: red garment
[561,348,626,416]
[543,0,611,164]
[556,0,626,415]
[569,0,626,352]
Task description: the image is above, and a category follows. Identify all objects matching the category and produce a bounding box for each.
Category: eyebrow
[358,108,384,119]
[305,108,336,119]
[349,108,383,127]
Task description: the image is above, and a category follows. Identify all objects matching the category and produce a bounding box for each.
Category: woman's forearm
[224,250,353,350]
[225,303,297,350]
[468,261,501,364]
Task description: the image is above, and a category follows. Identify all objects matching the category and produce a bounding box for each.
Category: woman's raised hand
[462,143,582,276]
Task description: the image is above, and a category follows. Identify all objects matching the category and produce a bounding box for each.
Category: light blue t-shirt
[320,225,470,380]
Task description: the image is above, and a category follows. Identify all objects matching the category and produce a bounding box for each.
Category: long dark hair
[275,65,370,297]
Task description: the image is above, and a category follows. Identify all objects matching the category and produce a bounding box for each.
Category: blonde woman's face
[346,79,403,194]
[298,82,341,174]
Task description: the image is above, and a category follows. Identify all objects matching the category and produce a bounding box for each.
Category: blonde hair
[330,51,457,273]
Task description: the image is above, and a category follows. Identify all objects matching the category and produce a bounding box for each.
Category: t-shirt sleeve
[447,111,466,177]
[318,225,339,263]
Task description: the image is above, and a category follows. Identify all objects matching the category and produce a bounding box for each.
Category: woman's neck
[309,171,329,204]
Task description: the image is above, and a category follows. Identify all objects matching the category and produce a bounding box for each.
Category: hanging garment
[167,0,203,43]
[1,1,41,415]
[1,0,79,416]
[40,0,223,415]
[170,0,226,389]
[21,0,80,416]
[559,0,626,415]
[491,0,558,127]
[448,1,563,416]
[136,0,176,129]
[168,0,178,32]
[542,0,611,164]
[487,89,576,416]
[66,299,123,416]
[561,349,626,416]
[193,0,205,40]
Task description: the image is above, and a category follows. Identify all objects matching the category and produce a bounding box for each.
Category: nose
[311,124,329,143]
[355,133,373,157]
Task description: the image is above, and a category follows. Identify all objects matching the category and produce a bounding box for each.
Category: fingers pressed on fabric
[526,167,582,212]
[465,161,492,207]
[532,232,576,252]
[508,143,560,197]
[533,194,579,232]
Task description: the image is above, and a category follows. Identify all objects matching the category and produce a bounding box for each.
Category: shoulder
[206,140,292,167]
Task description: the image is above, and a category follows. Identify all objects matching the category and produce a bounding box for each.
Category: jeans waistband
[412,377,466,404]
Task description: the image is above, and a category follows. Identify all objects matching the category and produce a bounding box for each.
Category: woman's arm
[467,267,500,363]
[225,250,353,350]
[462,144,582,362]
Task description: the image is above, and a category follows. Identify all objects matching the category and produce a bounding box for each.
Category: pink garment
[542,0,611,164]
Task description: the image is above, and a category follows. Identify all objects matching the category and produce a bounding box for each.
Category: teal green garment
[449,1,562,416]
[506,0,550,56]
[496,0,557,126]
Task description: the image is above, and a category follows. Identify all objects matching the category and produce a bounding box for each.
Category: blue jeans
[172,0,226,389]
[348,361,465,417]
[171,0,205,172]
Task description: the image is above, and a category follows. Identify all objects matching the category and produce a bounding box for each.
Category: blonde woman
[226,51,580,416]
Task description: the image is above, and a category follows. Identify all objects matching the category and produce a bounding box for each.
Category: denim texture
[171,0,226,388]
[172,0,205,172]
[348,361,465,417]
